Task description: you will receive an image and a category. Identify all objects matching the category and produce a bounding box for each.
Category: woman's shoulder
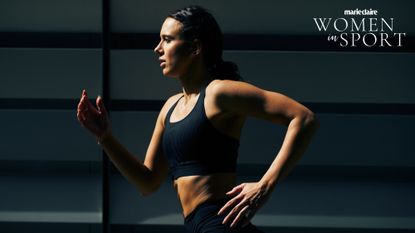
[205,79,270,114]
[206,79,247,99]
[205,79,247,113]
[207,79,235,92]
[207,79,270,98]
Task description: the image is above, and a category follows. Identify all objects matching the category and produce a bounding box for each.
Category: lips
[158,58,166,68]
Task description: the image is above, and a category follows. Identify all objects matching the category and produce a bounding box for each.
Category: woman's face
[154,17,193,78]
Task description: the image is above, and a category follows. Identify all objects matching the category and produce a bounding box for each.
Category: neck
[177,62,211,98]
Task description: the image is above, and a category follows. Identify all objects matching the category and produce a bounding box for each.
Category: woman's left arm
[213,80,320,228]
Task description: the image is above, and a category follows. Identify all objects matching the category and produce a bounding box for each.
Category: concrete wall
[0,0,414,232]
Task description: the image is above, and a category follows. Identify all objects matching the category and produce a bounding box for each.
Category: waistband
[184,198,229,223]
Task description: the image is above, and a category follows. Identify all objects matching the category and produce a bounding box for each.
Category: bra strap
[165,95,184,125]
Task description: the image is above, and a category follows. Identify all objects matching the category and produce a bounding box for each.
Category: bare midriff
[174,173,237,218]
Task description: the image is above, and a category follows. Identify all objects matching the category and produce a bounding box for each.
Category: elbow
[300,109,320,130]
[138,174,164,197]
[136,171,162,197]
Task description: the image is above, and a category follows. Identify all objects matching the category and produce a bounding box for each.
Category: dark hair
[168,6,241,81]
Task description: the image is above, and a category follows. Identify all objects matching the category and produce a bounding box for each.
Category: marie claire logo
[344,8,378,16]
[313,9,406,47]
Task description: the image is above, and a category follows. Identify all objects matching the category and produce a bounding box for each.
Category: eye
[163,36,172,43]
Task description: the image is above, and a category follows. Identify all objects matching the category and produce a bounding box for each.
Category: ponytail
[208,60,241,81]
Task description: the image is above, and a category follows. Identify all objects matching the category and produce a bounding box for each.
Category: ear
[190,39,202,57]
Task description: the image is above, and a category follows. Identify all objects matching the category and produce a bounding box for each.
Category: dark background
[0,0,414,232]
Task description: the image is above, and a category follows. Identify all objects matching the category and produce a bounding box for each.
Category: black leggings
[184,199,265,233]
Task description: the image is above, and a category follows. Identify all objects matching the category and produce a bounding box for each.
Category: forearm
[98,131,155,195]
[260,113,319,189]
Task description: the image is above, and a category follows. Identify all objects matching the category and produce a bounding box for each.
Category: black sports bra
[162,84,240,180]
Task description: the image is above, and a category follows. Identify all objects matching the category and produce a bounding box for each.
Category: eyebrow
[160,34,175,39]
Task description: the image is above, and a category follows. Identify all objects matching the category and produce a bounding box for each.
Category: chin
[161,68,169,76]
[162,70,173,77]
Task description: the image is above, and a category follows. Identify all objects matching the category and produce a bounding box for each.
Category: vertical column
[102,0,111,232]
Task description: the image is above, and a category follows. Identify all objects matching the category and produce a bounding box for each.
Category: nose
[154,40,162,55]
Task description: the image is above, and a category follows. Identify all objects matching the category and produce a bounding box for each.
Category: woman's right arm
[77,90,173,196]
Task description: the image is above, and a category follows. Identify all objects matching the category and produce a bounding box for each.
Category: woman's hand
[217,182,273,228]
[76,89,111,141]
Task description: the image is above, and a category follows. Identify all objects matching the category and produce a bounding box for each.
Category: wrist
[259,174,278,191]
[97,129,112,145]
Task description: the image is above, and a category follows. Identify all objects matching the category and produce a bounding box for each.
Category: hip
[184,198,264,233]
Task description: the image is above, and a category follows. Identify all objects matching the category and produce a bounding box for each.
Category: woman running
[77,5,319,233]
